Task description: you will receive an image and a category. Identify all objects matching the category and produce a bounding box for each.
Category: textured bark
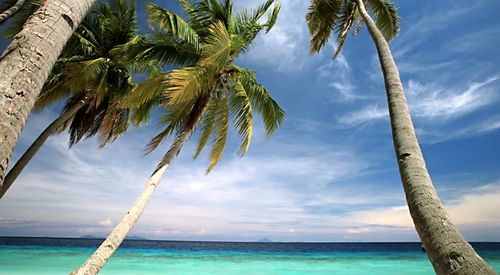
[0,0,26,24]
[71,94,213,275]
[354,0,497,274]
[0,98,86,199]
[0,0,95,189]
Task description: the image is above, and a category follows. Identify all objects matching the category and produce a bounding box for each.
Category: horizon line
[1,236,500,244]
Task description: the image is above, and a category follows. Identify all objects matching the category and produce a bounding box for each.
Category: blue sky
[0,0,499,242]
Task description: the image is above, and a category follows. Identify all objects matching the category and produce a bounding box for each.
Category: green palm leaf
[164,66,213,105]
[146,2,201,51]
[307,0,343,54]
[207,95,229,172]
[200,20,232,68]
[237,68,284,137]
[265,2,280,33]
[229,81,253,155]
[193,97,219,159]
[333,1,357,58]
[365,0,399,41]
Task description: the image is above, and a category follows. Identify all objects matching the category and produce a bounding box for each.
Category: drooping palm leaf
[146,2,201,51]
[193,96,219,159]
[306,0,400,56]
[229,80,253,155]
[365,0,399,41]
[307,0,343,54]
[207,95,229,172]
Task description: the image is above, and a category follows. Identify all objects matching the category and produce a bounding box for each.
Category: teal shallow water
[1,240,499,274]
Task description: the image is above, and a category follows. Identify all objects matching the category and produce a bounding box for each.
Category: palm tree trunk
[0,0,26,24]
[354,0,497,274]
[71,94,213,275]
[0,0,94,189]
[0,98,86,199]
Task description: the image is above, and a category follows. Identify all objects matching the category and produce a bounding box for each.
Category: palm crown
[33,0,155,147]
[306,0,399,57]
[124,0,285,172]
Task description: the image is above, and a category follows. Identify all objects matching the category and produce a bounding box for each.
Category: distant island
[80,234,99,239]
[256,238,273,243]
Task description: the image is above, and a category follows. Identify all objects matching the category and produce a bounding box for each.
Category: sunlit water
[1,238,499,274]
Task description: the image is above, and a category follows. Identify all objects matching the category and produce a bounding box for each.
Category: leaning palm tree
[0,0,26,24]
[0,0,96,189]
[306,0,496,274]
[72,1,283,274]
[2,0,44,38]
[0,0,154,199]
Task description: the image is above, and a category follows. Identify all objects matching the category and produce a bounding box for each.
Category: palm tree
[71,1,283,273]
[0,0,26,24]
[2,0,45,38]
[0,0,153,199]
[0,0,95,189]
[306,0,496,274]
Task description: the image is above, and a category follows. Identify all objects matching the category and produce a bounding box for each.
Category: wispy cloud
[406,76,499,119]
[1,110,381,241]
[237,0,315,71]
[337,76,499,126]
[420,116,500,144]
[337,105,388,125]
[348,183,500,233]
[392,1,486,59]
[317,55,370,102]
[99,217,113,227]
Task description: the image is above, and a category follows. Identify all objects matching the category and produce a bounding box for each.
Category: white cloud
[337,105,388,125]
[420,116,500,144]
[406,76,499,119]
[1,109,384,241]
[392,1,485,59]
[345,183,500,238]
[99,217,113,227]
[337,76,499,126]
[3,110,500,241]
[237,0,313,71]
[317,55,367,102]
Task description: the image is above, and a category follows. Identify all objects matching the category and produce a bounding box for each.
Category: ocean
[1,237,499,274]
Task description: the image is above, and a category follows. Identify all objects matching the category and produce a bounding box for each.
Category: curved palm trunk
[0,0,95,189]
[0,98,86,199]
[0,0,26,24]
[354,0,497,274]
[71,94,212,275]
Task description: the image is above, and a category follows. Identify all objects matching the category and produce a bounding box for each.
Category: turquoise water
[1,239,499,274]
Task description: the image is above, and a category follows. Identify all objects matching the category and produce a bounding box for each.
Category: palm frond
[146,2,201,51]
[251,0,274,21]
[193,97,219,159]
[237,67,284,137]
[179,0,195,13]
[200,20,232,69]
[229,80,253,155]
[306,0,343,53]
[164,66,213,105]
[333,1,357,58]
[97,106,130,148]
[207,95,229,173]
[122,73,166,109]
[207,0,231,28]
[265,2,280,33]
[146,101,194,153]
[365,0,400,41]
